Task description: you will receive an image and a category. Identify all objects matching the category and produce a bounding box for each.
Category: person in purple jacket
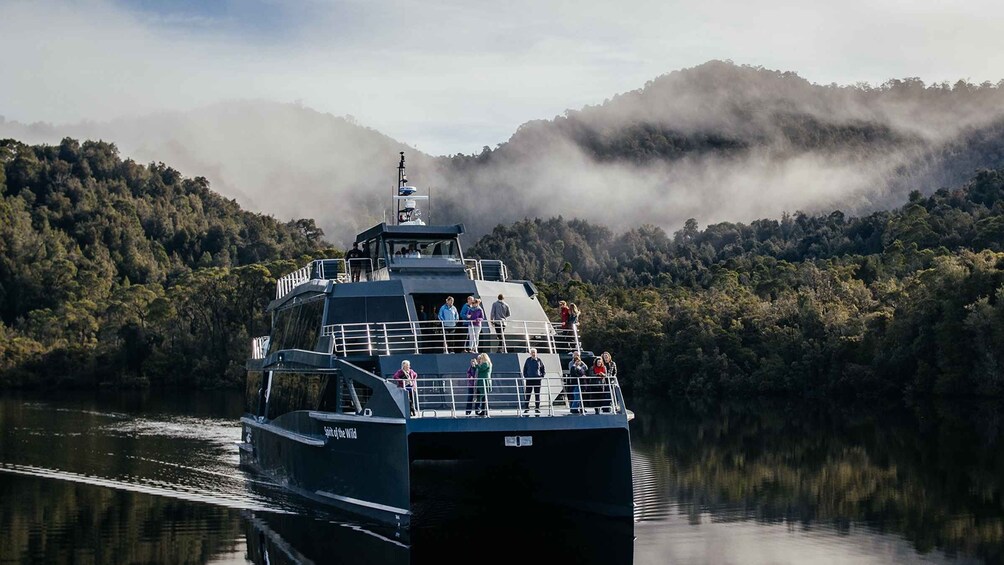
[392,360,419,416]
[466,298,485,353]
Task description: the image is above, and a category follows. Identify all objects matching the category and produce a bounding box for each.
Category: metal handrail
[388,375,624,419]
[251,336,270,360]
[463,259,509,282]
[275,259,349,299]
[322,319,581,356]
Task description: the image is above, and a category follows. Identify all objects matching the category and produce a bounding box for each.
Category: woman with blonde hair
[473,353,493,416]
[602,351,618,411]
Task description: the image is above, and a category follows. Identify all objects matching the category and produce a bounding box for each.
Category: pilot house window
[269,298,325,354]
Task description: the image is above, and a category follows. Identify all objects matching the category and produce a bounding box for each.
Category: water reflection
[630,397,1004,563]
[2,392,1003,564]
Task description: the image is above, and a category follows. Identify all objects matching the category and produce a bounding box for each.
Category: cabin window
[269,297,325,354]
[265,372,334,419]
[327,296,408,324]
[386,238,461,261]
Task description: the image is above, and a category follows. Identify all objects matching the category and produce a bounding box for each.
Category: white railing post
[414,380,421,415]
[545,376,553,416]
[365,324,373,355]
[608,377,617,413]
[411,321,419,354]
[576,376,583,414]
[441,321,449,353]
[572,323,581,352]
[523,320,531,351]
[448,378,457,418]
[382,323,391,355]
[516,376,524,416]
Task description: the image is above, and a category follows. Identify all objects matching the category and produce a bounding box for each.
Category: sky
[2,0,1004,156]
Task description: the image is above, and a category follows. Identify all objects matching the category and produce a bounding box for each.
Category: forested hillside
[0,138,333,388]
[2,137,1002,399]
[470,170,1004,398]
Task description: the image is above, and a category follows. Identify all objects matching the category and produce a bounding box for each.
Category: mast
[393,151,427,226]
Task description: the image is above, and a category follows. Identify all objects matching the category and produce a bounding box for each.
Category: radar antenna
[394,152,427,226]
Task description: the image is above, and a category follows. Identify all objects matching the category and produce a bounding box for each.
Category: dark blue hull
[240,409,633,527]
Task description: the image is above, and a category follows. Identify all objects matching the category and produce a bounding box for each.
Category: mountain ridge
[4,60,1004,244]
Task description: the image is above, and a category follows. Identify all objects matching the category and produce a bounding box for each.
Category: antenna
[395,152,405,225]
[392,152,427,226]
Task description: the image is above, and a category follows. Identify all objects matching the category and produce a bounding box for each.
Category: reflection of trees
[631,398,1004,561]
[0,475,244,564]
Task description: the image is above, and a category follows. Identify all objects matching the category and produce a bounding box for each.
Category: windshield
[387,238,461,261]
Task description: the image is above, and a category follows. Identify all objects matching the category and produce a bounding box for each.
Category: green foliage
[0,138,331,388]
[470,170,1004,399]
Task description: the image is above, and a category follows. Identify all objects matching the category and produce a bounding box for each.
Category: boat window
[386,238,460,261]
[269,297,325,354]
[327,296,408,324]
[265,372,330,419]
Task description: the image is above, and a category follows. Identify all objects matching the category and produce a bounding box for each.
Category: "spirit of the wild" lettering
[323,426,358,440]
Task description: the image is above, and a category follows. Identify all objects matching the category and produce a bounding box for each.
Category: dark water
[1,392,1001,564]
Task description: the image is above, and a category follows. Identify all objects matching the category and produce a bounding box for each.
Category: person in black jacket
[522,348,546,414]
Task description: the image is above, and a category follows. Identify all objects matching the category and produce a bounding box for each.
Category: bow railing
[388,374,623,418]
[275,259,350,299]
[321,319,581,356]
[464,259,509,282]
[251,336,270,360]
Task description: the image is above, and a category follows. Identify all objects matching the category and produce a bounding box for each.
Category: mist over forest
[4,60,1004,244]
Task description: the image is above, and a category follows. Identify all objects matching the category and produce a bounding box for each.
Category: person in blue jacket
[437,296,460,352]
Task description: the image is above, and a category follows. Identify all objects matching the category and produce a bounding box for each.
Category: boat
[239,153,634,527]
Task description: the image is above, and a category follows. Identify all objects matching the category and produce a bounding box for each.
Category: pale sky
[2,0,1003,156]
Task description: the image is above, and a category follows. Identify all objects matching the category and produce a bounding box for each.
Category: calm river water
[1,392,1001,564]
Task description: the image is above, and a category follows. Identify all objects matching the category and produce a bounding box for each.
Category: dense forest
[470,170,1004,398]
[0,138,333,388]
[2,137,1002,400]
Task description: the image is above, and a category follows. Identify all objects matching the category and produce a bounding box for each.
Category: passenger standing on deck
[559,300,572,349]
[602,351,618,411]
[568,303,580,331]
[466,299,485,353]
[459,296,473,351]
[465,358,477,415]
[392,360,419,416]
[437,296,460,353]
[559,301,570,328]
[346,242,365,282]
[490,294,511,352]
[522,348,546,414]
[590,357,607,414]
[567,352,587,414]
[473,353,493,416]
